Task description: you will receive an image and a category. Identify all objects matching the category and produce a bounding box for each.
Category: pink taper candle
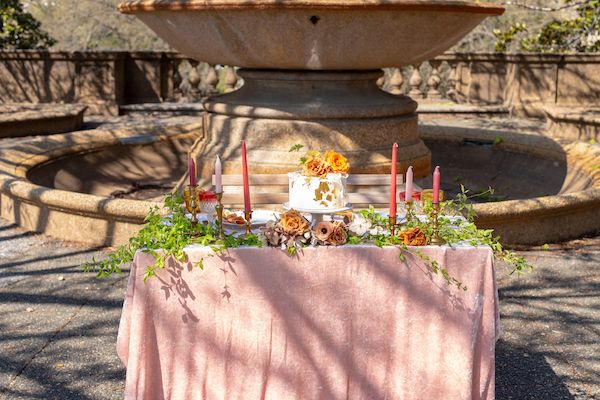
[405,166,414,202]
[390,143,398,218]
[432,166,441,204]
[188,156,196,186]
[241,141,251,213]
[214,156,222,193]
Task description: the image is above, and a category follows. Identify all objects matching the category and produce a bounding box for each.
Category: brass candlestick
[389,215,397,236]
[244,210,253,235]
[405,200,414,224]
[183,185,201,224]
[215,191,224,239]
[429,202,445,245]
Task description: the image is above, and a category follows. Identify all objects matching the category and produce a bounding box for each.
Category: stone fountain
[118,0,504,183]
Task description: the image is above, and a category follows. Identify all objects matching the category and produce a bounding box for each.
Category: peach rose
[399,227,428,246]
[324,150,349,174]
[303,157,331,177]
[279,210,310,236]
[328,222,348,245]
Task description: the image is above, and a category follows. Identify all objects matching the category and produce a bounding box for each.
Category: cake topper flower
[289,144,350,177]
[324,150,349,174]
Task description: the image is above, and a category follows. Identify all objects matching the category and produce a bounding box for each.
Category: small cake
[288,172,349,210]
[287,149,350,210]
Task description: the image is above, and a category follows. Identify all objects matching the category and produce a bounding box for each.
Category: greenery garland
[84,186,532,288]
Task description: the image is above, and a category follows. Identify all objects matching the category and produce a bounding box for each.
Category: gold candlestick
[429,202,445,245]
[244,210,253,235]
[389,215,397,236]
[215,191,224,239]
[183,185,201,224]
[405,200,414,224]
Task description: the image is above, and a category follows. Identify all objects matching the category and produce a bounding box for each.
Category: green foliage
[85,187,532,290]
[494,0,600,53]
[289,144,304,153]
[494,23,528,52]
[0,0,55,49]
[83,192,262,281]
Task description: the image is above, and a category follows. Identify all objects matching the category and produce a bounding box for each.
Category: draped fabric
[117,245,498,400]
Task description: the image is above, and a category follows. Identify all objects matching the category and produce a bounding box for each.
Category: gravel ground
[0,218,598,400]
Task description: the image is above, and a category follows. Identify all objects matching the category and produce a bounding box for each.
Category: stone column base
[190,69,431,187]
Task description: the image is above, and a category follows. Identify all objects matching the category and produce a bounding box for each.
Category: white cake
[288,171,349,210]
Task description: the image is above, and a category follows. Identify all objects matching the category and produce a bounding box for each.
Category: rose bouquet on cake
[288,146,351,210]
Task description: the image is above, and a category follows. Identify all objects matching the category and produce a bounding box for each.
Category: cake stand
[283,202,352,225]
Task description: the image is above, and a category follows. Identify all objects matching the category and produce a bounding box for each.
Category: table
[117,245,499,400]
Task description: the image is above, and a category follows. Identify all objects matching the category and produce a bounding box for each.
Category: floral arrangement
[290,145,350,177]
[85,186,532,291]
[262,210,349,254]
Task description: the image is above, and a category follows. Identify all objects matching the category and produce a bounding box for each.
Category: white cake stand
[282,202,352,225]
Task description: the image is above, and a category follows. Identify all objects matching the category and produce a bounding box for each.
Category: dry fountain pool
[1,115,598,246]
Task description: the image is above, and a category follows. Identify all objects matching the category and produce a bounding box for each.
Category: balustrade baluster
[223,67,238,92]
[388,68,404,95]
[427,61,442,100]
[408,65,423,99]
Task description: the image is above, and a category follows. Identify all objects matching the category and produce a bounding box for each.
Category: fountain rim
[118,0,504,15]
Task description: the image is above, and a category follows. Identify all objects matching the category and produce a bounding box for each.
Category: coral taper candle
[188,155,196,186]
[433,166,440,204]
[390,143,398,218]
[215,155,222,193]
[241,140,251,213]
[405,166,414,202]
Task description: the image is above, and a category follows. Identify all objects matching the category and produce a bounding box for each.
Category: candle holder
[405,200,415,224]
[215,191,225,239]
[389,215,397,236]
[244,210,253,235]
[429,202,445,245]
[183,185,201,224]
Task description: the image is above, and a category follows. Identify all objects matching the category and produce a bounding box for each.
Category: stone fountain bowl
[118,0,503,69]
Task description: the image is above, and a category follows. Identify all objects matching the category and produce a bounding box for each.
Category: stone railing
[168,59,458,102]
[0,51,599,116]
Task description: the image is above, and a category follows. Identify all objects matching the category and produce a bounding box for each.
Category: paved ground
[0,218,598,399]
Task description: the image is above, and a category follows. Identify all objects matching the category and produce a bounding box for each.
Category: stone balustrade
[0,51,598,116]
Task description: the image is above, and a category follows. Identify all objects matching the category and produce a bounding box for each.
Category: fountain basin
[2,117,598,246]
[118,0,503,69]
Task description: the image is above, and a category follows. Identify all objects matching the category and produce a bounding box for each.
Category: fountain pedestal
[192,69,430,186]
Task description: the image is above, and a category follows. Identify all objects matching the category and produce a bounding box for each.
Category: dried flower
[314,221,334,242]
[399,227,428,246]
[324,150,349,174]
[303,157,331,177]
[329,222,347,245]
[279,210,311,236]
[348,214,372,236]
[314,221,347,245]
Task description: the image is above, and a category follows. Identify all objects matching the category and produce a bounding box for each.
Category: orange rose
[399,227,428,246]
[279,210,310,236]
[324,150,349,174]
[303,157,331,177]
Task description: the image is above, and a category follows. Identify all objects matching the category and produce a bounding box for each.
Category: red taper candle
[241,140,251,213]
[432,166,440,204]
[390,143,398,218]
[188,155,196,186]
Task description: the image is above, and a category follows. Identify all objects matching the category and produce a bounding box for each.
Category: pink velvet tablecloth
[117,245,499,400]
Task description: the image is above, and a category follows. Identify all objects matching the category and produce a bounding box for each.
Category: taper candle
[241,141,251,213]
[188,156,196,186]
[405,166,414,202]
[432,166,440,204]
[390,143,398,218]
[215,155,222,193]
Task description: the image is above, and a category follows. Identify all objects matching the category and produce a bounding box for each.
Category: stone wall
[0,50,598,117]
